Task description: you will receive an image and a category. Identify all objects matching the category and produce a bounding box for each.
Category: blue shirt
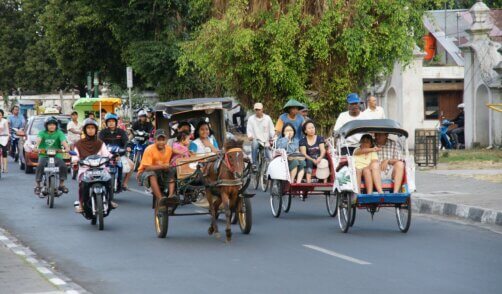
[279,113,304,140]
[276,137,300,155]
[8,114,26,130]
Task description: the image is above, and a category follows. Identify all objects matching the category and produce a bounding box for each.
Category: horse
[202,139,245,243]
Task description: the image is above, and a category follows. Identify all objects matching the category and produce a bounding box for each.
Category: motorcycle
[438,119,464,149]
[70,151,113,230]
[10,128,24,162]
[129,129,150,171]
[39,149,66,208]
[106,145,126,197]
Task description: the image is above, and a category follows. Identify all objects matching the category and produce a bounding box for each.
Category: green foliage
[181,0,431,132]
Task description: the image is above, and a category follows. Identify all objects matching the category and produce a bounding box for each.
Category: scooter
[107,145,125,197]
[10,128,24,162]
[71,151,113,231]
[438,119,464,149]
[129,129,149,171]
[39,149,67,208]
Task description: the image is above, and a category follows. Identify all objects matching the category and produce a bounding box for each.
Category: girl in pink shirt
[170,132,191,166]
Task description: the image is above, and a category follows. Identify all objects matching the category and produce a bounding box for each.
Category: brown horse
[203,139,245,243]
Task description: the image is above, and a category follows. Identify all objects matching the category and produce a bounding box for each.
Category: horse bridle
[223,148,244,175]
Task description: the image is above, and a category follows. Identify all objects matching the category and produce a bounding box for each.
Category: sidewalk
[412,169,502,226]
[0,228,84,294]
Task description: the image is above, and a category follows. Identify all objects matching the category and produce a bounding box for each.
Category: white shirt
[67,120,82,143]
[363,106,386,119]
[0,118,9,146]
[333,111,367,147]
[246,114,275,143]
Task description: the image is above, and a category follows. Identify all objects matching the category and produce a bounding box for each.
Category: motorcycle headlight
[47,149,56,156]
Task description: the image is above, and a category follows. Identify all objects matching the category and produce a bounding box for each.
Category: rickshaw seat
[360,179,394,190]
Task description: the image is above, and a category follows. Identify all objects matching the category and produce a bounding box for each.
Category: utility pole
[126,67,133,121]
[93,71,99,98]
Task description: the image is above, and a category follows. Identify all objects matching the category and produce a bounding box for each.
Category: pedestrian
[0,109,10,173]
[363,95,385,119]
[7,105,26,159]
[246,102,274,170]
[231,103,247,133]
[67,111,82,148]
[275,98,305,141]
[333,93,367,155]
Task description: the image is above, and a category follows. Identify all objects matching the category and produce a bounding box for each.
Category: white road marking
[49,278,67,285]
[303,244,371,265]
[129,187,151,196]
[37,267,52,274]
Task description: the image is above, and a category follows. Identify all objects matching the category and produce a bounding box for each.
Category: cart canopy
[154,98,233,115]
[338,119,408,138]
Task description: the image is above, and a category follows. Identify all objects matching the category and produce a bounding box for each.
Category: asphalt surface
[1,161,501,294]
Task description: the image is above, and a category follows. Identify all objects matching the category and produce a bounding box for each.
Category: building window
[424,92,439,120]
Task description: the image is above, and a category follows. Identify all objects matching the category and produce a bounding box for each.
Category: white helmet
[458,103,465,109]
[138,110,147,117]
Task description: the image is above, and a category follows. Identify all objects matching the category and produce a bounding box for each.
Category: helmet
[105,113,119,124]
[82,118,99,136]
[146,107,153,113]
[138,110,147,117]
[44,116,59,130]
[457,103,465,109]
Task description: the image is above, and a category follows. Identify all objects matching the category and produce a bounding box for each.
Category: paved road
[1,161,501,294]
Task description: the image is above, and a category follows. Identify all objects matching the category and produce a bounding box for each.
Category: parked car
[18,114,71,174]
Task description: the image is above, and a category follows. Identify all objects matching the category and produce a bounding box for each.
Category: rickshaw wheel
[238,198,252,234]
[270,179,283,218]
[325,191,339,217]
[337,191,352,233]
[396,199,411,233]
[282,194,291,213]
[155,200,169,238]
[350,206,356,227]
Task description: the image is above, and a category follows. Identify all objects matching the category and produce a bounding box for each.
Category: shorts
[140,168,176,189]
[381,166,395,180]
[288,159,306,171]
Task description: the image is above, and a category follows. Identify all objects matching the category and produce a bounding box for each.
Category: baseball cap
[346,93,360,104]
[154,129,167,139]
[254,103,263,110]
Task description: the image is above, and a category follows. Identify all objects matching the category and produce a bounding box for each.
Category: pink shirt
[72,144,112,179]
[170,142,190,166]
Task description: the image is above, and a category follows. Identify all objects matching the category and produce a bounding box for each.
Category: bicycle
[253,140,271,192]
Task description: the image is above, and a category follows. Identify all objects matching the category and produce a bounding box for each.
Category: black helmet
[82,118,99,136]
[44,116,59,131]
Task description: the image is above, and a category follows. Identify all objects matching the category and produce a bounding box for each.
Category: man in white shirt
[67,111,82,147]
[333,93,367,155]
[247,102,274,169]
[363,95,385,119]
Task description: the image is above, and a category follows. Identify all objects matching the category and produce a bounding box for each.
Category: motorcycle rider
[8,105,26,159]
[132,110,154,135]
[33,116,70,196]
[72,118,118,213]
[447,103,465,148]
[99,113,133,191]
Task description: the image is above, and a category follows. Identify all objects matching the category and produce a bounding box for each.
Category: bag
[404,155,416,192]
[121,156,133,174]
[267,150,291,182]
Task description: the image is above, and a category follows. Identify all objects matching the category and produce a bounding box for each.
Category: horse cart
[333,119,416,233]
[267,141,339,218]
[151,98,253,240]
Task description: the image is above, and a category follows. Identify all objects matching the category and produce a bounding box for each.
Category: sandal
[58,185,69,194]
[121,186,129,191]
[34,186,42,196]
[75,205,84,213]
[111,201,119,209]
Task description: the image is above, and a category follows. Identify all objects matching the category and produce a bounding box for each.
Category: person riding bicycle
[132,110,154,136]
[33,116,70,196]
[72,118,118,212]
[246,102,274,171]
[99,113,133,191]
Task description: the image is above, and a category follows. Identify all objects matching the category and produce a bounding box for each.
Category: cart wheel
[270,179,283,218]
[282,194,292,213]
[396,199,411,233]
[155,200,169,238]
[325,192,338,217]
[337,191,352,233]
[238,198,252,234]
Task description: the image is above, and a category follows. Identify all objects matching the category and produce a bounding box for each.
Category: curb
[412,197,502,226]
[0,227,88,294]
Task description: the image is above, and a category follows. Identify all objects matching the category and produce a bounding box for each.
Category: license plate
[44,167,59,173]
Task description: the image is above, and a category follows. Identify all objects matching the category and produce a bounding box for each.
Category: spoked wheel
[237,198,252,234]
[259,159,269,192]
[350,206,356,227]
[47,176,55,209]
[253,155,261,190]
[325,191,339,217]
[337,191,353,233]
[155,199,168,238]
[133,152,141,172]
[396,199,412,233]
[282,194,292,213]
[270,179,283,218]
[95,193,104,230]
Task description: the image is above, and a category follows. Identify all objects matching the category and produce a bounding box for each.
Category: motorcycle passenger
[137,129,178,209]
[8,105,26,158]
[447,103,465,148]
[33,116,70,196]
[72,119,118,213]
[99,113,133,191]
[132,110,154,135]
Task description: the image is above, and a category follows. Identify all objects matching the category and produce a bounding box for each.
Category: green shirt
[38,130,67,159]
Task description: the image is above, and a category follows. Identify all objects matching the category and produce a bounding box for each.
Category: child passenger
[170,132,191,166]
[353,134,384,194]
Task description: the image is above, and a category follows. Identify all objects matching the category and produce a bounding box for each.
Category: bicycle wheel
[270,179,282,218]
[396,199,411,233]
[253,153,261,190]
[259,158,268,192]
[337,191,352,233]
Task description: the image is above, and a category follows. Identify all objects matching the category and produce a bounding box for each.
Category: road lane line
[303,244,371,265]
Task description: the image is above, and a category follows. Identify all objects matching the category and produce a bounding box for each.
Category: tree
[180,0,431,132]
